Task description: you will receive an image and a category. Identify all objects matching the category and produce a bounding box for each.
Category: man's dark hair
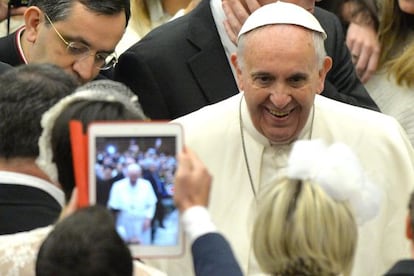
[36,205,133,276]
[28,0,130,27]
[0,64,78,159]
[0,61,12,75]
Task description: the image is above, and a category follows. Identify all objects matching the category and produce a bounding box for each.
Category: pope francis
[146,2,414,275]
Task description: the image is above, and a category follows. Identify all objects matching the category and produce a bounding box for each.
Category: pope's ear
[231,53,243,91]
[316,56,332,95]
[406,214,413,240]
[23,6,43,43]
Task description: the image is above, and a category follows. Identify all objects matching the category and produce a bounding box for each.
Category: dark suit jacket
[114,0,379,120]
[0,30,25,66]
[192,233,243,276]
[384,260,414,275]
[0,183,62,234]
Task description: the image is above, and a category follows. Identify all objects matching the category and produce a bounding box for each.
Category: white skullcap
[238,1,327,40]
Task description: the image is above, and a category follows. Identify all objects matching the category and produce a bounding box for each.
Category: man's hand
[59,187,78,220]
[222,0,260,45]
[346,22,380,83]
[0,2,27,22]
[173,147,212,212]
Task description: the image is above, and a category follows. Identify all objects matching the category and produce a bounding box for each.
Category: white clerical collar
[0,170,65,207]
[16,26,28,64]
[210,0,238,80]
[240,93,315,147]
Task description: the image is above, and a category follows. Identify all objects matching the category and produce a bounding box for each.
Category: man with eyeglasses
[0,0,130,84]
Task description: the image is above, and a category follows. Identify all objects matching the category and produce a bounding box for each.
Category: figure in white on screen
[108,163,157,244]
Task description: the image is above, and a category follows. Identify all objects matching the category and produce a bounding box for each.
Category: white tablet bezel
[87,121,184,258]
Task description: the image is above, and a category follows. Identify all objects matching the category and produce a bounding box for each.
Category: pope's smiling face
[232,24,331,144]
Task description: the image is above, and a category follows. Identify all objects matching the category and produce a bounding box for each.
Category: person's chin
[269,134,296,145]
[263,125,297,144]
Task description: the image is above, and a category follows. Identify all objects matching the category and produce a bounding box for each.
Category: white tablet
[87,121,184,258]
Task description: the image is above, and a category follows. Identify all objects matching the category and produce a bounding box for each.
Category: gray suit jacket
[115,0,379,119]
[384,260,414,275]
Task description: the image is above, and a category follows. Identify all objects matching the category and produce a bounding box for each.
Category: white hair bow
[287,139,382,225]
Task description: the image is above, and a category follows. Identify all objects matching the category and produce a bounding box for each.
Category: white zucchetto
[238,1,327,40]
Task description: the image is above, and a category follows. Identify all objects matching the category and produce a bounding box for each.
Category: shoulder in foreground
[315,95,401,126]
[315,95,414,154]
[0,225,53,275]
[0,225,52,248]
[173,93,242,125]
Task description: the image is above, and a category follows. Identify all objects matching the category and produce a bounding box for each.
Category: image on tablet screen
[93,136,178,246]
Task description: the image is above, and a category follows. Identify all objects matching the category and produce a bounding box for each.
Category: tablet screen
[88,122,183,258]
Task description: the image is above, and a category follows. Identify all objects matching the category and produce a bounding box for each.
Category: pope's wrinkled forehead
[237,1,327,41]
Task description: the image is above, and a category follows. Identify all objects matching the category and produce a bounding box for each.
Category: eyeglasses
[44,13,118,70]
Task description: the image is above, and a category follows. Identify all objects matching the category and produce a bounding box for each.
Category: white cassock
[107,177,157,245]
[145,93,414,276]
